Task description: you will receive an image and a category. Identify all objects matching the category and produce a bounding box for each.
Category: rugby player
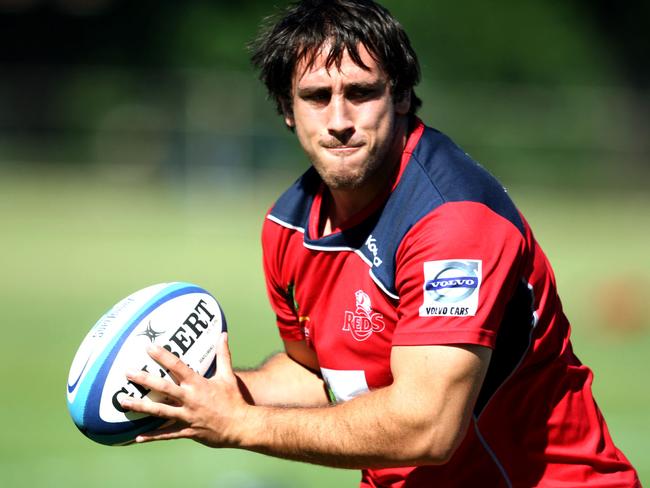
[121,1,640,485]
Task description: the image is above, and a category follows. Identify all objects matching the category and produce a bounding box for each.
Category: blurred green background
[1,1,648,486]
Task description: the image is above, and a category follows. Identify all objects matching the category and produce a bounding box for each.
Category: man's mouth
[321,142,364,154]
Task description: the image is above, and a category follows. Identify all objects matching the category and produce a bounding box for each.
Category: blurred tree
[574,0,650,88]
[0,0,647,184]
[387,0,618,85]
[1,0,647,86]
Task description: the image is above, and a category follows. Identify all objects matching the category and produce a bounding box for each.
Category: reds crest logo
[342,290,385,341]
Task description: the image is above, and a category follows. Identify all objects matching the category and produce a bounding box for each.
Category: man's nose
[327,96,354,141]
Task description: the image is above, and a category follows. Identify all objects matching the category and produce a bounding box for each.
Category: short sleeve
[393,201,525,348]
[261,216,305,342]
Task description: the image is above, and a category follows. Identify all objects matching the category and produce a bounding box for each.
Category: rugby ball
[66,282,227,446]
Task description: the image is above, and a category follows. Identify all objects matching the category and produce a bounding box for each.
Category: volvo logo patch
[419,260,482,317]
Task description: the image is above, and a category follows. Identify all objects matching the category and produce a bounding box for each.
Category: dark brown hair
[250,0,421,116]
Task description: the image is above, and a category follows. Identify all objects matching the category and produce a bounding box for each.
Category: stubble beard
[314,150,384,191]
[312,127,400,192]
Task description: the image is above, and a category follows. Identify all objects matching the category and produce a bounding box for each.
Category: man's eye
[347,88,379,102]
[303,92,330,103]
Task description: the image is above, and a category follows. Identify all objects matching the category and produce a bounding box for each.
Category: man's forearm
[232,381,457,469]
[236,352,330,407]
[229,345,490,470]
[121,338,487,471]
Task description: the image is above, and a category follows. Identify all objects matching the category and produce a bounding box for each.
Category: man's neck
[322,116,410,235]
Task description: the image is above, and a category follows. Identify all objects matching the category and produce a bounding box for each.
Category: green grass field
[1,171,648,487]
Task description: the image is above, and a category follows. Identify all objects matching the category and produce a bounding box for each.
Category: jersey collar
[304,118,425,247]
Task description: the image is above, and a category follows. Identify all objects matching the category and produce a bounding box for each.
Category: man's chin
[313,161,362,188]
[319,170,369,190]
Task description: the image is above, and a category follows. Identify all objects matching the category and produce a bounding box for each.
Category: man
[120,1,640,486]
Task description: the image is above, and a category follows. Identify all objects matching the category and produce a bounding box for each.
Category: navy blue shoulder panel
[268,167,321,231]
[369,127,525,295]
[268,126,525,297]
[411,126,523,234]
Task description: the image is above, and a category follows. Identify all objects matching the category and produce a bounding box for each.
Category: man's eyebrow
[344,80,386,93]
[297,79,386,95]
[346,80,385,90]
[296,86,331,97]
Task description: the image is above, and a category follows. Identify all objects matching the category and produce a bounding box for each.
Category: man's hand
[121,335,491,469]
[119,332,248,447]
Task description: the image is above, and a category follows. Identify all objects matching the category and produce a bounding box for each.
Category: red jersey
[262,120,639,487]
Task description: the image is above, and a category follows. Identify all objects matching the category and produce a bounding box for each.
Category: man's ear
[394,90,411,116]
[281,100,295,128]
[284,114,295,128]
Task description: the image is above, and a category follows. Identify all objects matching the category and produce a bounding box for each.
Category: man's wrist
[230,403,268,450]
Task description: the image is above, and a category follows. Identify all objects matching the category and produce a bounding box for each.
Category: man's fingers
[134,421,193,443]
[135,425,195,444]
[119,396,182,420]
[147,345,194,384]
[126,369,185,402]
[216,332,234,380]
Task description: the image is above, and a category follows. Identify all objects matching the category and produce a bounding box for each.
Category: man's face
[285,44,410,191]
